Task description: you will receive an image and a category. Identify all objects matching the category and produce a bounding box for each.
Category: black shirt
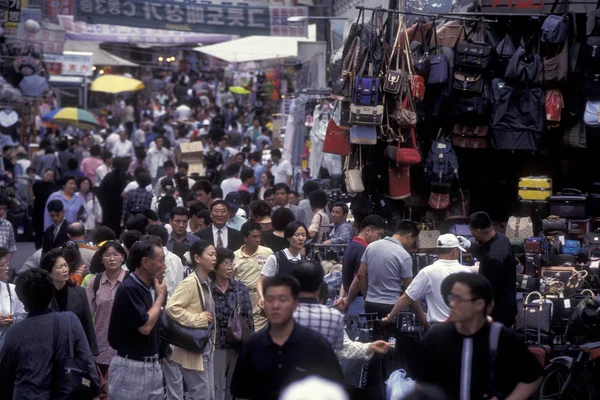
[231,322,344,400]
[476,232,517,325]
[417,322,543,400]
[341,237,367,293]
[54,284,69,312]
[108,272,159,358]
[262,231,288,253]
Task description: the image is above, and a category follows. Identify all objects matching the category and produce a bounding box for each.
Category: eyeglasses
[219,260,234,268]
[103,253,124,260]
[447,294,479,305]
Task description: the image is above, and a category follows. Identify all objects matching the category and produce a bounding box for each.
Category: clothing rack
[443,11,549,18]
[354,6,499,23]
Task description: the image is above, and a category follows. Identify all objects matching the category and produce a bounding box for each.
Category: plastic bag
[386,369,416,400]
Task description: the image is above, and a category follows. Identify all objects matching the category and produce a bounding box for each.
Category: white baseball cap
[437,234,466,252]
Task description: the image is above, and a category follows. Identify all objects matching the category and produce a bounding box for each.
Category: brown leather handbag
[323,118,351,156]
[226,286,251,345]
[541,41,568,84]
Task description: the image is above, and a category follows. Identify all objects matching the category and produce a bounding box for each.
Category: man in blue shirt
[323,202,353,246]
[248,151,264,194]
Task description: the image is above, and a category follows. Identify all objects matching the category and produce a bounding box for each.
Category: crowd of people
[0,74,545,400]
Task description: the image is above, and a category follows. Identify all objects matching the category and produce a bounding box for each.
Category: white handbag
[344,146,365,193]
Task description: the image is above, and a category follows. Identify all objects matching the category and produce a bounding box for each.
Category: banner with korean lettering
[73,0,308,37]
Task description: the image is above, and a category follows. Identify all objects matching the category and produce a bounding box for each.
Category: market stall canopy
[195,25,316,63]
[64,41,138,67]
[42,107,100,129]
[90,75,144,94]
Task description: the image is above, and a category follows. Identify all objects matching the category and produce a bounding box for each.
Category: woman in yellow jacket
[166,240,217,400]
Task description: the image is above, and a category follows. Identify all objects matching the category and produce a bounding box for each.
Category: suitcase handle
[558,188,583,196]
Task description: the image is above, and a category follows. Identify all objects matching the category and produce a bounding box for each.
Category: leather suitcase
[549,188,587,219]
[524,237,542,253]
[518,176,553,201]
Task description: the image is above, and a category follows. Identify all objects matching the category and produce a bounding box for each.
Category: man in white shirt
[95,151,113,187]
[382,234,472,326]
[270,148,292,185]
[113,129,134,158]
[105,127,122,154]
[147,136,171,183]
[220,164,242,198]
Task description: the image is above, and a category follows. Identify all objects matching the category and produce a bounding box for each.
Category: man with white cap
[383,234,472,327]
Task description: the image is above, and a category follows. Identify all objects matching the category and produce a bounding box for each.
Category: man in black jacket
[193,200,243,251]
[43,199,69,254]
[467,211,517,326]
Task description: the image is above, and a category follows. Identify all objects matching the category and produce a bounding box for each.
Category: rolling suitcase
[518,176,552,201]
[548,188,587,219]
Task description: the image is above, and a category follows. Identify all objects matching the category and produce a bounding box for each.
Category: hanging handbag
[51,312,100,400]
[323,118,351,156]
[541,42,568,84]
[353,48,380,107]
[388,165,411,200]
[417,229,441,248]
[496,30,517,74]
[349,104,384,127]
[506,216,535,239]
[384,18,407,95]
[427,20,449,85]
[584,100,600,127]
[505,36,542,84]
[332,37,361,102]
[344,147,365,193]
[454,22,492,72]
[226,286,252,345]
[410,22,432,79]
[158,275,213,353]
[392,89,417,127]
[402,22,426,101]
[339,101,352,129]
[452,125,488,149]
[545,89,564,129]
[452,71,483,93]
[541,13,569,44]
[396,127,421,165]
[350,125,377,144]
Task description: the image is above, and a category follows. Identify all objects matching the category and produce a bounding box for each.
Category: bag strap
[432,19,440,55]
[488,322,502,399]
[194,271,207,311]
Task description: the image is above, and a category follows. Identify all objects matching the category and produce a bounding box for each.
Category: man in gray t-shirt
[358,220,419,319]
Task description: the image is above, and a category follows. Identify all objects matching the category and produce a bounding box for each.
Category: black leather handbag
[158,276,213,353]
[455,38,492,71]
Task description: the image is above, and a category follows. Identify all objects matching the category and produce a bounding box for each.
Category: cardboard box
[176,141,204,163]
[188,162,205,177]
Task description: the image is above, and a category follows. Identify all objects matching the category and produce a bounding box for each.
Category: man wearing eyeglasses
[415,273,543,400]
[382,234,472,327]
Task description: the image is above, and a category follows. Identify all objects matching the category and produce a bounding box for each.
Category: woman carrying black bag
[166,240,217,400]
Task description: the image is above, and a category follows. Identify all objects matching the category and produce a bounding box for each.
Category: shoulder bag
[388,165,411,200]
[584,100,600,127]
[226,284,251,345]
[410,22,431,80]
[392,87,417,127]
[52,312,100,400]
[454,22,492,72]
[344,147,365,193]
[401,22,425,101]
[158,274,213,353]
[396,127,421,165]
[541,41,568,84]
[383,16,407,95]
[427,20,449,85]
[323,104,351,155]
[541,0,569,44]
[331,37,361,102]
[505,36,542,84]
[496,29,517,74]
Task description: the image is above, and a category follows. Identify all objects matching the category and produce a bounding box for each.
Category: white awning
[64,41,139,67]
[195,25,316,63]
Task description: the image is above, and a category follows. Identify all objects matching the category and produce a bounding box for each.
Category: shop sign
[45,51,93,76]
[21,8,41,21]
[6,25,66,54]
[46,61,62,75]
[73,0,308,37]
[5,0,22,28]
[57,15,232,44]
[46,0,72,21]
[491,0,544,8]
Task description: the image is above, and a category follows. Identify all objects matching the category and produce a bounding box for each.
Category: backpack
[157,195,177,223]
[92,271,130,301]
[426,137,459,184]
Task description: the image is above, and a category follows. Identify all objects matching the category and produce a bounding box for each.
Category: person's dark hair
[145,224,169,246]
[289,191,300,198]
[308,189,328,210]
[190,203,207,217]
[139,234,163,249]
[102,151,113,161]
[225,164,239,178]
[241,221,262,238]
[302,180,320,197]
[120,229,142,250]
[136,171,152,188]
[192,180,212,196]
[249,151,262,163]
[441,272,494,313]
[0,194,9,207]
[273,183,290,194]
[395,220,420,237]
[272,207,295,231]
[57,139,69,151]
[263,275,300,300]
[184,191,196,204]
[284,221,308,242]
[67,222,86,238]
[127,240,161,272]
[178,161,189,170]
[67,157,79,171]
[212,185,223,199]
[240,168,254,182]
[133,166,147,178]
[197,210,212,226]
[39,248,66,274]
[332,201,349,215]
[235,152,246,162]
[189,240,214,270]
[264,188,275,199]
[143,209,160,223]
[237,190,251,207]
[90,144,101,157]
[250,200,271,220]
[78,176,93,191]
[170,206,189,220]
[0,247,8,259]
[163,160,175,169]
[125,213,149,233]
[93,225,117,244]
[90,240,127,274]
[135,148,146,159]
[359,214,386,232]
[210,199,229,211]
[469,211,492,230]
[15,269,56,313]
[62,242,82,274]
[263,171,274,187]
[215,247,234,269]
[291,260,324,293]
[47,199,64,213]
[270,148,282,158]
[61,176,77,189]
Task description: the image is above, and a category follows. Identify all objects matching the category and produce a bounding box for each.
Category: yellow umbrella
[229,86,251,95]
[91,75,145,94]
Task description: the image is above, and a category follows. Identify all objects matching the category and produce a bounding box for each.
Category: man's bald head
[67,222,86,239]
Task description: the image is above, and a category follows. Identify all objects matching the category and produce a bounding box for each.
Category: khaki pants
[248,289,267,332]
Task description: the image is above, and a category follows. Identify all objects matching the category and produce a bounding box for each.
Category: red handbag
[411,75,426,101]
[429,192,450,209]
[323,119,351,156]
[545,89,563,129]
[396,127,421,165]
[389,166,411,200]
